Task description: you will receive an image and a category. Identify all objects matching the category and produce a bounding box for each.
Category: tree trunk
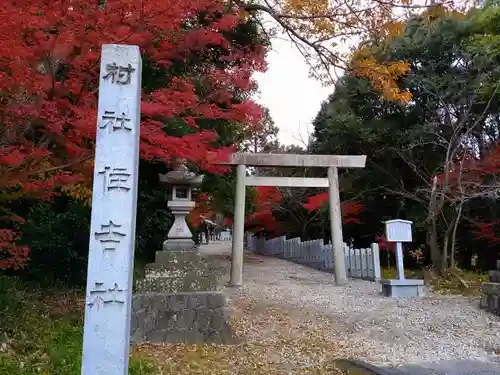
[441,214,458,274]
[450,203,463,269]
[428,177,448,276]
[428,217,446,276]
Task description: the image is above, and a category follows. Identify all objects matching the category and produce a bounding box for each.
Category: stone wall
[131,291,236,344]
[479,261,500,316]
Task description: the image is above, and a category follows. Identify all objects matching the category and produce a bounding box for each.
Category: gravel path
[202,243,500,372]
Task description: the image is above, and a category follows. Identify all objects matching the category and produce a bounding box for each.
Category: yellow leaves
[351,45,372,61]
[61,159,94,205]
[450,11,466,20]
[285,0,307,11]
[381,21,405,38]
[281,0,336,37]
[423,4,448,21]
[284,0,329,14]
[315,20,333,33]
[347,4,466,104]
[353,56,412,103]
[387,60,411,75]
[351,33,411,103]
[139,343,228,375]
[422,5,466,23]
[61,184,92,206]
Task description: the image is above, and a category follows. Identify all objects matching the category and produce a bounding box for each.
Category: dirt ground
[136,251,347,375]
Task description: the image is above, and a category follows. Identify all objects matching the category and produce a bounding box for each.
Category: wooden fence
[246,234,381,281]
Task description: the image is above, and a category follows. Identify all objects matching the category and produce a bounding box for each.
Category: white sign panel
[385,219,413,243]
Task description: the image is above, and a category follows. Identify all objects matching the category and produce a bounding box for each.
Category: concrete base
[380,279,426,297]
[133,249,238,344]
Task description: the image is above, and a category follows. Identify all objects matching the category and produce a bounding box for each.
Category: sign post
[380,219,425,298]
[384,219,413,281]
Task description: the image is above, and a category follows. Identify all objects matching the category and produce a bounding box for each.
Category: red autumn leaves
[0,0,369,269]
[245,189,365,234]
[0,0,267,197]
[245,187,283,233]
[0,0,267,269]
[302,192,365,223]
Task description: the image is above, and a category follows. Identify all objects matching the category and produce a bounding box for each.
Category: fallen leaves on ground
[137,296,345,375]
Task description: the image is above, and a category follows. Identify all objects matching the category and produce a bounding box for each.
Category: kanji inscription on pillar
[81,44,142,375]
[94,220,126,251]
[102,62,136,85]
[98,166,132,193]
[100,110,133,132]
[87,282,126,309]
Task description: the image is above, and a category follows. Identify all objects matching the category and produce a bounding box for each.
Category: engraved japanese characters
[102,62,135,85]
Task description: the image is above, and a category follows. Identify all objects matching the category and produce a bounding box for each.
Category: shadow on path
[336,359,500,375]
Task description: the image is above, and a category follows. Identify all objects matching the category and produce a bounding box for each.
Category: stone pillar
[81,43,142,375]
[328,166,347,285]
[230,164,246,287]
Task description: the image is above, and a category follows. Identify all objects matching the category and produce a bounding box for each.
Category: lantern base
[162,238,196,251]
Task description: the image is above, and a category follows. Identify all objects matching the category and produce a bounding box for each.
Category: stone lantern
[158,160,204,251]
[133,159,236,346]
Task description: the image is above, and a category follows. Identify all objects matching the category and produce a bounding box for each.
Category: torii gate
[217,153,366,286]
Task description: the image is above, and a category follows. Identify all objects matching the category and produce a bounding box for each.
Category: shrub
[19,198,91,286]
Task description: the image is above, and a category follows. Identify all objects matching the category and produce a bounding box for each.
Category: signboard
[385,219,413,243]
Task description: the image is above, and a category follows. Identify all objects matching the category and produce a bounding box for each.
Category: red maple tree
[472,220,500,246]
[0,0,267,269]
[245,186,283,234]
[188,192,216,229]
[433,144,500,245]
[302,192,365,223]
[375,233,395,252]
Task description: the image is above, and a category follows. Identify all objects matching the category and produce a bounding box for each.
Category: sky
[252,37,333,147]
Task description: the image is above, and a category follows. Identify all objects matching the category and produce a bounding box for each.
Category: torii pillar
[215,153,366,287]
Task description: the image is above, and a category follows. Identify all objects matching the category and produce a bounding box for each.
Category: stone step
[144,262,213,276]
[154,249,206,265]
[488,270,500,283]
[482,282,500,295]
[480,294,500,314]
[135,275,218,293]
[199,241,232,245]
[133,291,227,310]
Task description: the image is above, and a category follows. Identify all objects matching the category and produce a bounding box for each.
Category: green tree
[310,7,500,274]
